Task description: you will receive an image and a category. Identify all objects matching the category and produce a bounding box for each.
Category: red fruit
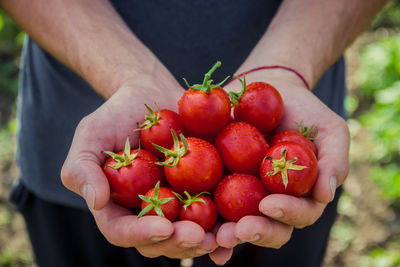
[229,76,284,133]
[260,141,318,197]
[154,129,223,194]
[215,122,269,175]
[185,128,217,144]
[103,138,164,208]
[214,173,268,222]
[176,192,217,231]
[136,104,186,158]
[271,121,318,155]
[138,182,181,221]
[179,61,231,135]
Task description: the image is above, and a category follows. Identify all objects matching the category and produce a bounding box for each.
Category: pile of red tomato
[103,62,318,231]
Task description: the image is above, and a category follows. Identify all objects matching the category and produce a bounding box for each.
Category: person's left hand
[208,69,350,265]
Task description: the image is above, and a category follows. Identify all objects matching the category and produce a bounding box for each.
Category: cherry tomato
[179,61,231,135]
[214,173,268,222]
[215,122,269,175]
[138,182,181,221]
[260,141,318,196]
[176,192,217,231]
[230,77,284,133]
[103,138,164,208]
[136,105,186,158]
[270,121,318,155]
[155,130,223,194]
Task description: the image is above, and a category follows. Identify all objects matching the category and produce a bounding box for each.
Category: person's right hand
[60,71,217,258]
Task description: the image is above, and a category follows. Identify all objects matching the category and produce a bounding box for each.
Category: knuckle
[76,115,93,132]
[271,226,294,249]
[103,233,128,248]
[60,164,77,190]
[60,163,86,195]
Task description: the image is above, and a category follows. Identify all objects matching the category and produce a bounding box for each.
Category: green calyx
[296,120,318,140]
[104,137,138,170]
[228,75,246,107]
[174,191,209,209]
[137,181,173,218]
[134,104,161,131]
[265,148,308,189]
[153,128,188,167]
[182,61,230,93]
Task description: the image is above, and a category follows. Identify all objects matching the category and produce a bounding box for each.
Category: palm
[210,71,350,264]
[61,82,219,258]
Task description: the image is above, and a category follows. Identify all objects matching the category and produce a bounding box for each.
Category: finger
[137,221,206,258]
[216,222,240,248]
[61,116,115,210]
[91,201,174,247]
[313,118,350,203]
[61,156,110,210]
[209,247,233,266]
[235,216,293,249]
[259,194,326,228]
[158,220,205,248]
[194,232,218,255]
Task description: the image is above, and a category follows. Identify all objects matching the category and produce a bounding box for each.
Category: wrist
[228,67,309,92]
[230,65,310,91]
[110,64,183,112]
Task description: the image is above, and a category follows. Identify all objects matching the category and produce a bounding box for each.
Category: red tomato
[270,121,318,155]
[214,173,268,222]
[185,128,217,144]
[230,77,284,133]
[138,182,181,221]
[178,61,231,135]
[215,122,269,175]
[260,141,318,196]
[103,138,164,208]
[177,192,217,231]
[167,138,223,194]
[155,130,223,194]
[137,105,186,158]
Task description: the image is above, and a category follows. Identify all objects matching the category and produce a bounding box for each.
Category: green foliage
[0,10,24,101]
[0,249,31,267]
[355,34,400,204]
[0,10,24,126]
[356,36,400,166]
[371,0,400,29]
[359,237,400,267]
[370,164,400,204]
[355,36,400,98]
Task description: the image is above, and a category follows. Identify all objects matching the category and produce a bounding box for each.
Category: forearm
[237,0,386,88]
[0,0,165,98]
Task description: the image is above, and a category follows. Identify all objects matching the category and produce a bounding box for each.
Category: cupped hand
[209,69,350,265]
[60,74,217,258]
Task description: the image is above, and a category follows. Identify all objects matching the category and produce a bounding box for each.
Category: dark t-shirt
[16,0,346,210]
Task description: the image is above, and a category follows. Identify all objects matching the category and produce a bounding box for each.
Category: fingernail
[263,208,284,218]
[330,176,337,201]
[150,235,170,242]
[180,242,200,248]
[82,184,95,209]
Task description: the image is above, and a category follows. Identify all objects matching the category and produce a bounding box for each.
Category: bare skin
[0,0,386,264]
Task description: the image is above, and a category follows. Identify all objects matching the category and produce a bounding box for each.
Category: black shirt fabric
[16,0,347,210]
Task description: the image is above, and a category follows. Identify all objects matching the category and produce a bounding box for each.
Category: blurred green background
[1,2,400,267]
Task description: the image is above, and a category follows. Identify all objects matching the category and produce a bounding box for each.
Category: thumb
[61,156,110,210]
[312,118,350,203]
